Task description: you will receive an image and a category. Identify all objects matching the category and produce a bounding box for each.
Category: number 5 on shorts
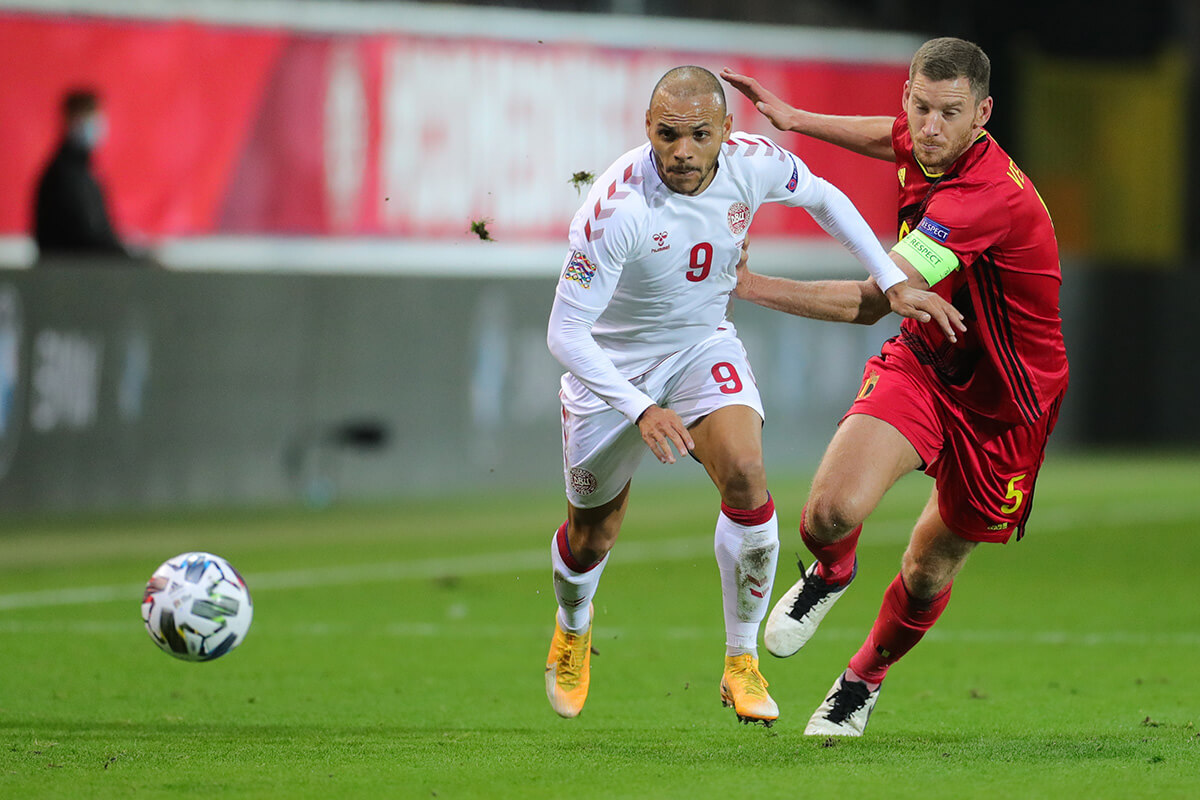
[1001,474,1028,515]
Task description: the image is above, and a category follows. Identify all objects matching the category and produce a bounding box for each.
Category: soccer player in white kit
[544,66,961,725]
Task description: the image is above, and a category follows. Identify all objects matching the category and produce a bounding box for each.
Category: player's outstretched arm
[720,68,895,161]
[733,240,887,324]
[737,272,887,325]
[734,243,966,341]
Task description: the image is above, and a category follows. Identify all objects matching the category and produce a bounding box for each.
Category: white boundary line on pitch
[0,499,1195,612]
[0,526,910,612]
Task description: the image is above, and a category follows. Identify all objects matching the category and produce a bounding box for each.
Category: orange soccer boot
[545,606,593,718]
[720,653,779,727]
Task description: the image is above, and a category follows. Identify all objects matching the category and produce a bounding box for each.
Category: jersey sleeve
[924,183,1011,267]
[745,135,825,209]
[891,113,909,156]
[547,192,655,423]
[893,182,1011,285]
[555,196,640,313]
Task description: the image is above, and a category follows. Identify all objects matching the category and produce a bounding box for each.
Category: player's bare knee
[565,519,619,567]
[806,494,866,543]
[900,551,950,600]
[717,456,767,510]
[571,532,614,567]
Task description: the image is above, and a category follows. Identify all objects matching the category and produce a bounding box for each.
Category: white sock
[714,504,779,656]
[551,525,607,634]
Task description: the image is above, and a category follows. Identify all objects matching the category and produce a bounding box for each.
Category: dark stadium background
[0,0,1195,513]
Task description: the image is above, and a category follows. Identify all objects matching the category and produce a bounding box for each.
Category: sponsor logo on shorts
[728,202,750,235]
[651,231,670,253]
[917,216,950,242]
[562,250,597,288]
[569,467,598,495]
[986,522,1010,532]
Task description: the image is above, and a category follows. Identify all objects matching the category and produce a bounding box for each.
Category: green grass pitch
[0,452,1196,798]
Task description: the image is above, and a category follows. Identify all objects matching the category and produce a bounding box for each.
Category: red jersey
[891,112,1068,425]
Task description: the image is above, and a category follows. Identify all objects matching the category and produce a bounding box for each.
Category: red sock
[799,504,861,586]
[720,493,775,526]
[848,573,952,685]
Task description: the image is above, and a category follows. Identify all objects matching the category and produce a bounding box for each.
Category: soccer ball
[141,552,253,662]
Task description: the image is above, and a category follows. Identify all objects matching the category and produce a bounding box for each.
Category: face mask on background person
[71,112,107,150]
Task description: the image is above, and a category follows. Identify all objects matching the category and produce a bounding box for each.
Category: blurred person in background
[543,65,962,727]
[722,36,1068,736]
[33,88,129,258]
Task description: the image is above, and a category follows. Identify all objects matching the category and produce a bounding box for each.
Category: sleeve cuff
[870,255,909,292]
[617,394,656,425]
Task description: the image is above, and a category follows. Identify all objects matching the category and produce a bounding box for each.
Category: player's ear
[901,79,911,109]
[723,113,732,138]
[645,108,653,138]
[974,95,993,129]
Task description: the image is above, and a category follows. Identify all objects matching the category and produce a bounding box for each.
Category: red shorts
[844,338,1064,543]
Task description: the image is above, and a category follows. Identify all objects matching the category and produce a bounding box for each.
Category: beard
[661,160,717,195]
[912,127,976,173]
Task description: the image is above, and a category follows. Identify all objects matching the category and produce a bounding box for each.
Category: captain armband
[891,230,960,287]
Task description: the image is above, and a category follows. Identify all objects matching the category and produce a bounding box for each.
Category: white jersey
[548,132,901,423]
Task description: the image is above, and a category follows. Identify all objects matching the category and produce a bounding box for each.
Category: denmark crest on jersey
[563,249,597,288]
[727,202,750,235]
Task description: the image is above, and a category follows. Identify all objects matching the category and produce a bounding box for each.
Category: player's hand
[720,68,798,132]
[636,405,694,465]
[884,282,967,343]
[733,237,756,299]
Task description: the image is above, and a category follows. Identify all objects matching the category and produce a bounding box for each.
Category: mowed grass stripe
[0,490,1195,611]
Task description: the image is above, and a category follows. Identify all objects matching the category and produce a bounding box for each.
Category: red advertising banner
[0,10,908,246]
[0,13,284,240]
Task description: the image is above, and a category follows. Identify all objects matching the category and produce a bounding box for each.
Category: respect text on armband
[891,230,959,286]
[907,235,941,266]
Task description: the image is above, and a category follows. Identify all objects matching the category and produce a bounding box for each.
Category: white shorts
[559,325,764,508]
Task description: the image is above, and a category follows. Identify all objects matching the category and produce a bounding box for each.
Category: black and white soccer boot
[804,673,881,737]
[763,557,855,658]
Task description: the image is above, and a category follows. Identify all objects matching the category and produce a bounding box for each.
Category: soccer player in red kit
[721,36,1068,735]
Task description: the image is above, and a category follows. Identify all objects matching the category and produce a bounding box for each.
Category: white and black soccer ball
[141,552,253,662]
